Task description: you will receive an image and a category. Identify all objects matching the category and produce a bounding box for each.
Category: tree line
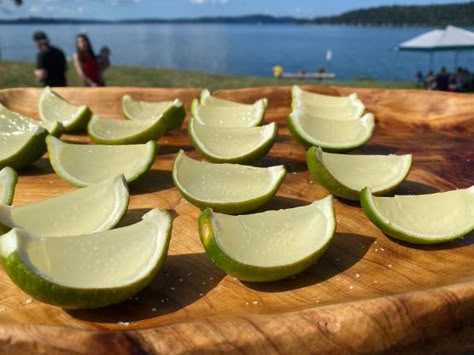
[302,2,474,27]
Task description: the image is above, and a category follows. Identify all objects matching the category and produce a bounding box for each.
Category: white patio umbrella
[398,25,474,70]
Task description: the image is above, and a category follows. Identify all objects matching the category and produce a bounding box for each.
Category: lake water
[1,23,473,81]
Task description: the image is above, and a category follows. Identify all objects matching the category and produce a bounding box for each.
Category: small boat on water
[272,65,336,80]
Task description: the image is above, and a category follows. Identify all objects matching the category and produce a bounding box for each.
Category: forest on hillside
[306,2,474,26]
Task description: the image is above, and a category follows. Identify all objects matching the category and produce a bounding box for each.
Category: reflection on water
[1,23,473,80]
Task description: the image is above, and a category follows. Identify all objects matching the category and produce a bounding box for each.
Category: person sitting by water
[414,71,424,88]
[424,70,435,90]
[434,66,449,91]
[73,33,103,87]
[32,31,67,87]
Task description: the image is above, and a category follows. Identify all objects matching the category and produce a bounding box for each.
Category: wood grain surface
[0,86,472,354]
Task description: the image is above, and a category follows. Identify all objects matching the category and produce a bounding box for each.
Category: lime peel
[88,114,167,145]
[199,196,336,282]
[188,118,277,164]
[191,96,266,127]
[307,146,412,200]
[47,135,156,187]
[0,208,172,309]
[0,167,18,205]
[38,87,91,132]
[360,186,474,244]
[121,95,185,132]
[288,111,374,151]
[0,175,129,237]
[173,150,285,214]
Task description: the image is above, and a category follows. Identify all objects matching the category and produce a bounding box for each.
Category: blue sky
[0,0,471,20]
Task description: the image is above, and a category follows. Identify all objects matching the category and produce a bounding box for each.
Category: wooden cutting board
[0,86,472,354]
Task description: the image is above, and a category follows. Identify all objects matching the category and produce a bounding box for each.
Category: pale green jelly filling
[215,201,333,267]
[55,140,151,183]
[42,91,82,123]
[299,115,369,143]
[374,189,474,235]
[321,152,411,191]
[25,221,160,288]
[193,121,273,158]
[0,109,39,133]
[177,153,283,202]
[197,105,258,126]
[11,178,125,237]
[0,131,37,159]
[297,100,356,119]
[126,100,172,120]
[298,91,353,107]
[91,117,156,138]
[204,95,249,107]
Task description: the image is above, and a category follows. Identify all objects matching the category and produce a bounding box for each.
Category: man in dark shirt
[32,31,67,87]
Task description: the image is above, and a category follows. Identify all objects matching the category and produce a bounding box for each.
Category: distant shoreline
[1,2,474,27]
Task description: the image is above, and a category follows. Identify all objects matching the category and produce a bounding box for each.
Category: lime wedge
[0,167,17,205]
[292,85,359,107]
[200,89,268,108]
[292,97,365,120]
[0,208,172,309]
[38,87,91,132]
[0,102,62,137]
[47,136,156,187]
[307,146,412,200]
[288,111,374,151]
[191,97,266,127]
[88,114,167,145]
[173,150,285,214]
[0,175,129,237]
[199,196,336,282]
[360,186,474,244]
[0,128,48,170]
[121,95,185,132]
[188,118,277,164]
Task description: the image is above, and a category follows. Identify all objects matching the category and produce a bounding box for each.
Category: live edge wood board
[0,86,472,354]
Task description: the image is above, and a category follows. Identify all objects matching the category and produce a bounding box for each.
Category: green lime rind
[198,197,336,282]
[0,128,48,170]
[46,136,157,187]
[0,102,62,137]
[360,186,474,245]
[88,115,167,145]
[200,89,268,109]
[191,97,266,127]
[0,209,172,309]
[0,167,18,205]
[306,146,361,201]
[40,121,63,137]
[306,147,412,201]
[288,112,374,152]
[38,87,92,133]
[0,175,130,237]
[172,150,286,214]
[121,95,186,132]
[162,102,186,132]
[188,119,277,164]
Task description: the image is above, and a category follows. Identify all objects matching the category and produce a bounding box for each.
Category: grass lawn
[0,60,417,90]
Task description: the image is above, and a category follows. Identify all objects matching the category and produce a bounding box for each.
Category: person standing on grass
[32,31,67,87]
[73,33,102,87]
